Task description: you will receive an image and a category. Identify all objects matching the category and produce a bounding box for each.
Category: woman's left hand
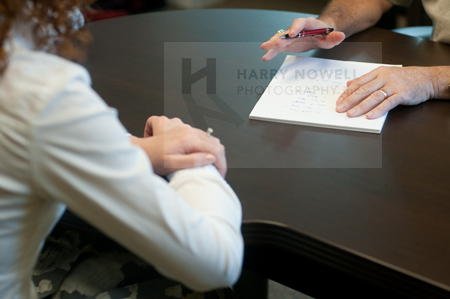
[336,66,438,119]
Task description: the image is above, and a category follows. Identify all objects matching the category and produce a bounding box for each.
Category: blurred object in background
[166,0,224,9]
[86,0,165,22]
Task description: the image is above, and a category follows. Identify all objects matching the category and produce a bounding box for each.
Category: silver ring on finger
[206,127,213,137]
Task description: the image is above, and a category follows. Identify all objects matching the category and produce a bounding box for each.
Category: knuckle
[350,77,364,88]
[384,96,399,108]
[374,66,387,77]
[213,143,225,155]
[147,115,157,124]
[155,115,168,125]
[344,88,353,97]
[211,135,221,143]
[359,85,369,94]
[180,123,192,132]
[371,91,384,103]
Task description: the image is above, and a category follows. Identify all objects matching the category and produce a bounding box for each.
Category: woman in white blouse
[0,1,243,298]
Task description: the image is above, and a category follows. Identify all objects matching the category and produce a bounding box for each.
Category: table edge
[242,220,450,298]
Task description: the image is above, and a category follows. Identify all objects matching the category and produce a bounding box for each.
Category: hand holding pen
[278,27,334,39]
[261,17,345,61]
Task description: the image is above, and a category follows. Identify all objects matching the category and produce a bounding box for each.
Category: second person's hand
[261,17,345,61]
[335,66,440,119]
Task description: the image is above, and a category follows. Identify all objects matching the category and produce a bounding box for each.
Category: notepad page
[249,55,401,133]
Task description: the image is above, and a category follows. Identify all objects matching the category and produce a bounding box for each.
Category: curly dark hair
[0,0,92,73]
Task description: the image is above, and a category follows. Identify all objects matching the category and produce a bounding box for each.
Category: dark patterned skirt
[33,211,237,299]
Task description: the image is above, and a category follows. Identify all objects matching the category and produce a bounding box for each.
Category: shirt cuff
[167,165,219,181]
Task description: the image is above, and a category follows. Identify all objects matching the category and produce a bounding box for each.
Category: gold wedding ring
[379,88,387,99]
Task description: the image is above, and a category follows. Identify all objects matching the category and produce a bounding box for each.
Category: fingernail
[336,97,343,103]
[205,154,216,164]
[337,103,344,112]
[348,108,356,116]
[366,111,373,119]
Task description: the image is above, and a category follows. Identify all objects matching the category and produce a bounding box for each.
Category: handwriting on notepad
[283,83,345,114]
[288,98,326,114]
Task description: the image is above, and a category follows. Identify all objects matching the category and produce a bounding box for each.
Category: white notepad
[249,55,401,133]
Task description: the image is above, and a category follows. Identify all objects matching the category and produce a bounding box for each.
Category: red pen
[279,27,334,39]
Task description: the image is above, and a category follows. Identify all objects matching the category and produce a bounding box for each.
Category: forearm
[167,165,243,290]
[318,0,393,37]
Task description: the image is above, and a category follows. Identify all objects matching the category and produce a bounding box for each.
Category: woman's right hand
[131,116,227,178]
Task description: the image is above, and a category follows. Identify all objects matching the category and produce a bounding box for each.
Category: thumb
[313,31,345,49]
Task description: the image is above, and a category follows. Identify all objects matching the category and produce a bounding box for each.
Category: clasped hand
[131,116,227,178]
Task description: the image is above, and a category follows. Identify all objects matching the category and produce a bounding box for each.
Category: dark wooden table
[84,9,450,299]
